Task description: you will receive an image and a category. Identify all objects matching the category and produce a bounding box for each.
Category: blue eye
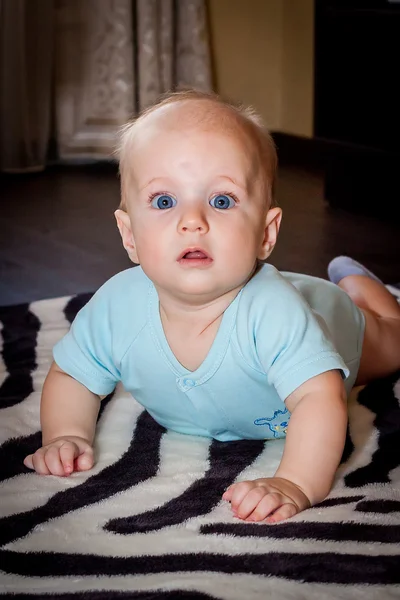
[151,194,176,209]
[210,194,236,210]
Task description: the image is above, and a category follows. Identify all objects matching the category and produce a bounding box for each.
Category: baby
[24,90,400,524]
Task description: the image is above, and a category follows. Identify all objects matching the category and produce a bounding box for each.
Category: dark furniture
[314,0,400,217]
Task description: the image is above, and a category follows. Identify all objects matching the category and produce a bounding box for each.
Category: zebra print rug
[1,291,400,599]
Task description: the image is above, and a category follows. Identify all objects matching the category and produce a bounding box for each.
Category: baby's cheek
[137,242,164,273]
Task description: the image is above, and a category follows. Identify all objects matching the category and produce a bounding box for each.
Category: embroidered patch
[254,408,290,438]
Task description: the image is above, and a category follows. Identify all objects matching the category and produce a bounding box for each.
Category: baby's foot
[327,256,383,285]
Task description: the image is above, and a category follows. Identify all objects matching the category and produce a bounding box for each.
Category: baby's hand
[222,477,311,523]
[23,436,94,477]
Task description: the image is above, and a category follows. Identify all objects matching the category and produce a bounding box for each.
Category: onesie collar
[147,283,242,385]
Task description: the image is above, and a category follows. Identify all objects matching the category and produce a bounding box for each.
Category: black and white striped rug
[1,291,400,599]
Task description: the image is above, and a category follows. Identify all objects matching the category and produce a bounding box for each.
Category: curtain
[0,0,212,170]
[54,0,135,161]
[0,0,55,172]
[136,0,212,110]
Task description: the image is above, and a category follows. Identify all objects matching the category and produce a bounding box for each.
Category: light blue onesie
[53,264,365,442]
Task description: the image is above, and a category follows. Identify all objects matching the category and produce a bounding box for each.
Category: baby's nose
[178,208,209,233]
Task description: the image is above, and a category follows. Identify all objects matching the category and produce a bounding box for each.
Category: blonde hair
[116,89,278,209]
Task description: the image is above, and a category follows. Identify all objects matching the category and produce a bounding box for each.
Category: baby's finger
[59,442,79,475]
[222,485,234,501]
[31,448,51,475]
[23,454,34,470]
[235,487,272,520]
[75,448,94,471]
[265,502,298,524]
[43,446,67,476]
[229,482,255,513]
[245,492,283,522]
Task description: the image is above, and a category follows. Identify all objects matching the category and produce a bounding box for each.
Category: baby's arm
[223,370,348,522]
[24,361,101,476]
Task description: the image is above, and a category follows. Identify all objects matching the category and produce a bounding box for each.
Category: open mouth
[178,248,213,266]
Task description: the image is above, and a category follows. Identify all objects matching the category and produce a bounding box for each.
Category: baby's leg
[337,275,400,384]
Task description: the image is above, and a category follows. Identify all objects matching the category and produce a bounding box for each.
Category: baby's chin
[156,276,246,306]
[160,282,224,304]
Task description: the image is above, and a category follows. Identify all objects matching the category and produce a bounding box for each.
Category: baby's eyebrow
[139,175,249,193]
[215,175,248,191]
[138,177,169,192]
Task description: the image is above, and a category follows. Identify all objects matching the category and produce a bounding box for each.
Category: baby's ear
[258,206,282,261]
[114,209,139,264]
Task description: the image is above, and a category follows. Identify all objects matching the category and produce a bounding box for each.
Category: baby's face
[119,103,279,303]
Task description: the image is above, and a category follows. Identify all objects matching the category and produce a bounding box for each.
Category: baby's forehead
[134,99,258,150]
[131,104,262,188]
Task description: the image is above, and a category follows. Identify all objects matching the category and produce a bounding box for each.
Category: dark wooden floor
[1,163,399,307]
